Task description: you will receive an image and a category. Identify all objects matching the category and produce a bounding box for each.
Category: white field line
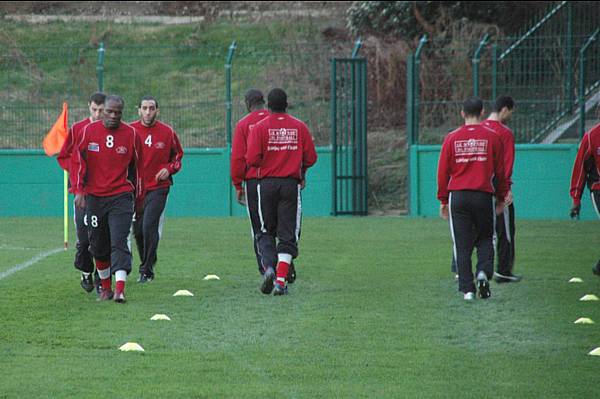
[0,245,43,251]
[0,248,63,281]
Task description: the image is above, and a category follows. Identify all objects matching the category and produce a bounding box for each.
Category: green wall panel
[410,144,596,220]
[0,148,332,217]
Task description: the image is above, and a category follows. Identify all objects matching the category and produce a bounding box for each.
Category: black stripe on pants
[255,177,301,270]
[133,187,169,277]
[495,202,515,275]
[73,202,94,273]
[87,192,134,274]
[449,191,495,293]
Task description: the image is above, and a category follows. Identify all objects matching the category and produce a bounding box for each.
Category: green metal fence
[331,57,368,216]
[102,44,228,147]
[0,41,351,149]
[479,1,600,142]
[230,42,348,147]
[407,1,600,145]
[0,45,97,148]
[407,37,476,145]
[578,28,600,137]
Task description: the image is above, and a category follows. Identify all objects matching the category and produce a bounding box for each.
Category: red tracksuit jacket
[57,117,92,193]
[482,119,515,188]
[437,124,507,205]
[71,120,144,201]
[245,113,317,180]
[130,120,184,192]
[231,109,269,190]
[570,123,600,205]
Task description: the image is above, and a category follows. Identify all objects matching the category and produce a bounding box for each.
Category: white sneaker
[463,292,475,301]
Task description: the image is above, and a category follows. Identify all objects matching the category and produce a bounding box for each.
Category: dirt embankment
[0,1,351,23]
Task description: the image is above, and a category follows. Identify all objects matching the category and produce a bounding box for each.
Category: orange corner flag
[43,102,68,156]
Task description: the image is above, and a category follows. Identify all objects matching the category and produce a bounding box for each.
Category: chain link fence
[231,42,349,146]
[0,41,351,149]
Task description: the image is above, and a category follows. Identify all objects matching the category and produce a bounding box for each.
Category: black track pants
[133,187,169,277]
[449,191,495,293]
[495,203,515,275]
[254,177,302,270]
[73,202,94,273]
[86,192,134,274]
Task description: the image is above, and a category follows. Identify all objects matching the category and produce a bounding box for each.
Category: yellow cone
[580,294,599,301]
[173,290,194,296]
[119,342,144,352]
[150,314,171,321]
[569,277,583,283]
[203,274,220,281]
[588,347,600,356]
[574,318,595,324]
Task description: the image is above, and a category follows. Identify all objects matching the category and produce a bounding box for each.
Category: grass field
[1,216,599,398]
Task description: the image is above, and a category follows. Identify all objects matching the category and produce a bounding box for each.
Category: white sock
[115,270,127,282]
[98,268,111,280]
[82,272,91,277]
[278,253,292,264]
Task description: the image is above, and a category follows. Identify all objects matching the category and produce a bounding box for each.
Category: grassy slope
[1,217,599,398]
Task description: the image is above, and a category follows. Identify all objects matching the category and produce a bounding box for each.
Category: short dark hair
[462,97,483,117]
[244,89,264,108]
[267,88,288,113]
[105,95,124,109]
[492,96,515,113]
[89,92,106,105]
[139,95,158,108]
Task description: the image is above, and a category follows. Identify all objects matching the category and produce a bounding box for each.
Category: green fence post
[406,53,415,216]
[331,58,338,216]
[472,34,490,97]
[414,35,428,144]
[491,43,498,101]
[225,41,237,146]
[361,59,368,215]
[96,42,105,92]
[579,29,600,138]
[408,35,427,217]
[406,54,415,146]
[351,38,362,58]
[566,2,574,112]
[225,40,236,216]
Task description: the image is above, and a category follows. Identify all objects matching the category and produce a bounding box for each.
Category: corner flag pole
[63,170,68,250]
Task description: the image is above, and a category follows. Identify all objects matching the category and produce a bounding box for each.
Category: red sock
[95,260,112,290]
[276,261,289,287]
[115,280,125,293]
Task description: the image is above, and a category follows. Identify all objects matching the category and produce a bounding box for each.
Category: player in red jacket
[246,88,317,295]
[437,97,507,300]
[130,96,183,283]
[569,117,600,276]
[56,92,106,293]
[483,96,521,283]
[72,95,144,303]
[232,89,290,278]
